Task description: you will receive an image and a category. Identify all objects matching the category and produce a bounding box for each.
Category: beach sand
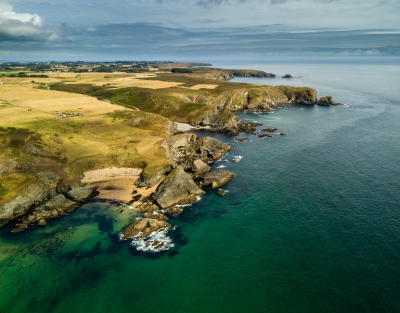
[82,167,160,208]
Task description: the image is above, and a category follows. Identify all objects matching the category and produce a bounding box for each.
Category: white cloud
[0,0,57,41]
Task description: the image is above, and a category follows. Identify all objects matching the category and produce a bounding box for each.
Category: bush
[171,68,193,73]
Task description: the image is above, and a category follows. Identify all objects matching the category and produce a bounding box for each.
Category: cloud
[0,0,57,41]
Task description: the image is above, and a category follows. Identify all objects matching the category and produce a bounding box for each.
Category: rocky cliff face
[160,133,232,172]
[196,69,276,81]
[0,172,96,231]
[192,107,257,136]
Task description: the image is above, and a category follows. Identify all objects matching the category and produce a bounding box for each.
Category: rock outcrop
[194,107,258,136]
[134,164,174,188]
[153,166,205,209]
[0,172,96,231]
[202,170,235,189]
[191,159,211,179]
[0,172,62,227]
[196,136,232,162]
[317,96,340,106]
[282,74,293,79]
[67,187,96,202]
[229,70,276,79]
[160,133,231,175]
[15,194,78,231]
[121,218,170,239]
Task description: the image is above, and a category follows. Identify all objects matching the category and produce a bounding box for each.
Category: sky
[1,0,400,61]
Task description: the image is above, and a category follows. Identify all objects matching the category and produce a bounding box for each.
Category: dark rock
[235,138,248,142]
[261,128,277,132]
[258,133,272,138]
[282,74,293,79]
[202,170,235,189]
[317,96,340,106]
[278,133,287,136]
[217,189,228,196]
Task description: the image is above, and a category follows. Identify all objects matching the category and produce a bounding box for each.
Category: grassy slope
[0,77,173,204]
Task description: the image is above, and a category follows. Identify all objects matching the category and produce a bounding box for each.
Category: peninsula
[0,61,339,251]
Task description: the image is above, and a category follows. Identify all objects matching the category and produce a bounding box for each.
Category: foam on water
[217,165,227,168]
[232,155,243,163]
[130,227,174,252]
[176,196,202,208]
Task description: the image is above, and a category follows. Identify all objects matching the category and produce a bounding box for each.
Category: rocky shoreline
[119,133,235,251]
[0,172,98,232]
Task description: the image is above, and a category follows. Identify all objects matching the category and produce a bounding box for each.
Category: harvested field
[189,84,218,90]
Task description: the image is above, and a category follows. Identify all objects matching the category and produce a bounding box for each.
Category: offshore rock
[317,96,341,106]
[202,170,235,189]
[217,189,228,196]
[235,138,248,142]
[282,74,293,79]
[153,166,205,209]
[261,128,277,132]
[121,218,170,239]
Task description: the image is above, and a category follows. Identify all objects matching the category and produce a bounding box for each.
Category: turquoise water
[1,57,400,312]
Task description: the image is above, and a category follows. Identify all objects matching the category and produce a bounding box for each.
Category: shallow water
[1,57,400,313]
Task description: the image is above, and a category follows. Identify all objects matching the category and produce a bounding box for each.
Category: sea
[1,56,400,313]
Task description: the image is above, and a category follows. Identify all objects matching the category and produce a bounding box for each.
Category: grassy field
[0,74,177,204]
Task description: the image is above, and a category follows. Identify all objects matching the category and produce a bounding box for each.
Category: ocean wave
[130,227,174,252]
[217,165,227,168]
[232,155,243,163]
[176,196,202,207]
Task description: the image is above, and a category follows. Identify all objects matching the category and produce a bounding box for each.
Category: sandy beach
[81,167,159,207]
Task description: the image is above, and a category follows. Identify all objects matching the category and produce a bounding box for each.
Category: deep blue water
[1,57,400,312]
